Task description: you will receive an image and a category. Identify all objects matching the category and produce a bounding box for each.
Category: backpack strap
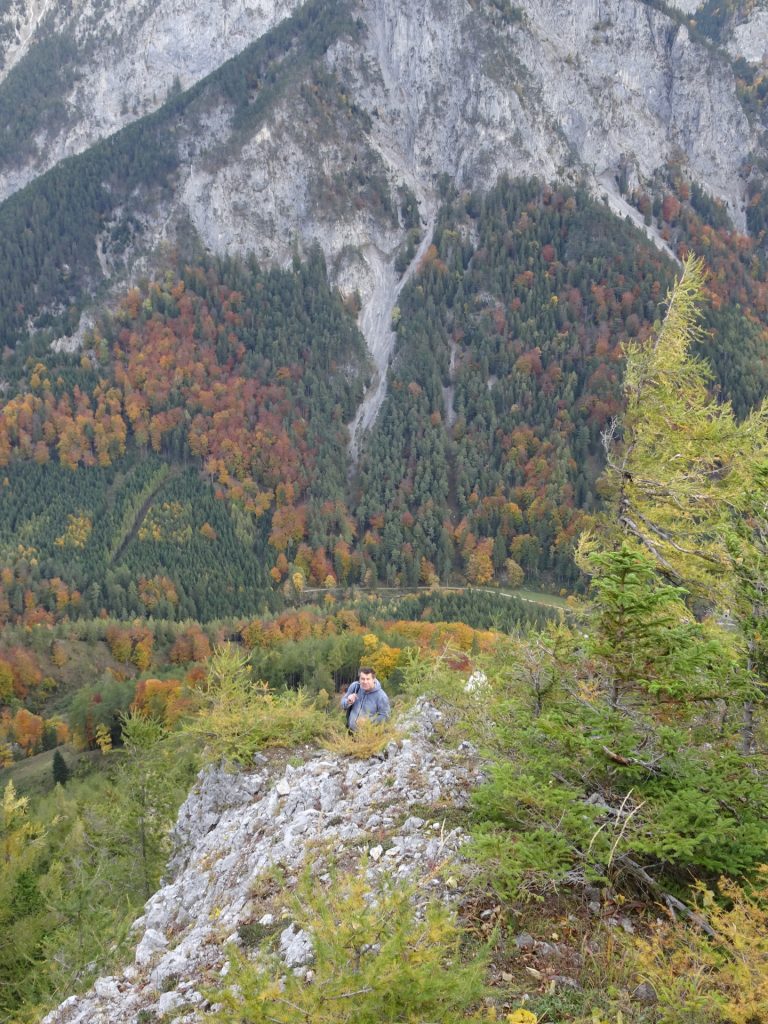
[344,681,360,726]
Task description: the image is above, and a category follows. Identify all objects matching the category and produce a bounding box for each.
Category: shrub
[633,867,768,1023]
[410,632,768,901]
[207,868,488,1023]
[186,645,330,765]
[323,717,401,759]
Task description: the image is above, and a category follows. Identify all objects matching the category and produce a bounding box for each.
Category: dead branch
[601,746,662,775]
[613,854,716,937]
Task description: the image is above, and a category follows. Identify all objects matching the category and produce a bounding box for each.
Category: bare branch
[614,854,716,937]
[327,987,374,1000]
[601,746,662,775]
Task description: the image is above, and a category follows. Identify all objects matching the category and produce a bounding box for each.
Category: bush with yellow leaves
[633,867,768,1023]
[323,716,401,759]
[208,866,488,1023]
[361,632,403,682]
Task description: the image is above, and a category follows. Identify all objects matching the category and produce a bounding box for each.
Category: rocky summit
[41,701,480,1024]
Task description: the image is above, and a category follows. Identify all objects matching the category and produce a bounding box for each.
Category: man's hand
[346,691,357,704]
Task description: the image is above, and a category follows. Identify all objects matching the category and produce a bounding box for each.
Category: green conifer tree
[52,749,70,786]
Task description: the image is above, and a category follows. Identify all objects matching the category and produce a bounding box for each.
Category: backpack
[344,681,360,729]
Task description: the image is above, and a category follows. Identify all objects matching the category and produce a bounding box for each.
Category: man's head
[359,667,376,691]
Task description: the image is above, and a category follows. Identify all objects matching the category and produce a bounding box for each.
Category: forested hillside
[355,174,768,587]
[0,249,367,622]
[0,0,362,348]
[0,0,762,624]
[0,176,766,629]
[0,0,766,1013]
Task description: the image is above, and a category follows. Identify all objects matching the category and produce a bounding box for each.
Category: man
[340,666,391,732]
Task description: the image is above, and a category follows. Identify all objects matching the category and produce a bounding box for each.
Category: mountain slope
[0,0,765,606]
[0,0,757,334]
[0,0,303,200]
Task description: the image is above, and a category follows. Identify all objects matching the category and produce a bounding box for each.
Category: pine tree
[51,749,70,786]
[600,255,768,602]
[577,540,731,709]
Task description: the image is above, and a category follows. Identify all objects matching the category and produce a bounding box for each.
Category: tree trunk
[742,699,755,755]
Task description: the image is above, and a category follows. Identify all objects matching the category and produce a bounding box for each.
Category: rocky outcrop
[338,0,753,224]
[728,10,768,64]
[0,0,756,225]
[0,0,303,199]
[41,700,479,1024]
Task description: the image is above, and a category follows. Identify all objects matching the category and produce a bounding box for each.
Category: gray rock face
[728,10,768,64]
[134,928,168,967]
[204,0,749,295]
[280,924,314,968]
[0,0,756,238]
[0,0,302,197]
[40,699,480,1024]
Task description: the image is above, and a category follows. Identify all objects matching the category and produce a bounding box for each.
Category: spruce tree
[52,750,70,786]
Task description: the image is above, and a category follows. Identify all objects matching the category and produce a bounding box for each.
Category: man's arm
[373,689,391,722]
[340,683,359,709]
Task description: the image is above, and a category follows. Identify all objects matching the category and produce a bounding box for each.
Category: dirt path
[109,465,176,565]
[299,583,572,613]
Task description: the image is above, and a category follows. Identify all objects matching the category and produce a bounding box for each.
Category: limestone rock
[134,928,168,966]
[157,990,186,1014]
[41,699,480,1023]
[92,978,120,1000]
[0,0,758,303]
[728,11,768,64]
[280,925,314,969]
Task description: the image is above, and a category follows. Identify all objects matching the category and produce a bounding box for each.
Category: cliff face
[0,0,302,199]
[41,702,479,1024]
[728,9,768,63]
[129,0,756,278]
[0,0,755,227]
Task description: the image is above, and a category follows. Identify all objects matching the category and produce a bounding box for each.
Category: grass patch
[0,744,102,796]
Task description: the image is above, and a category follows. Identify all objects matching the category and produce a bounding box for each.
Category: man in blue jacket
[341,666,391,732]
